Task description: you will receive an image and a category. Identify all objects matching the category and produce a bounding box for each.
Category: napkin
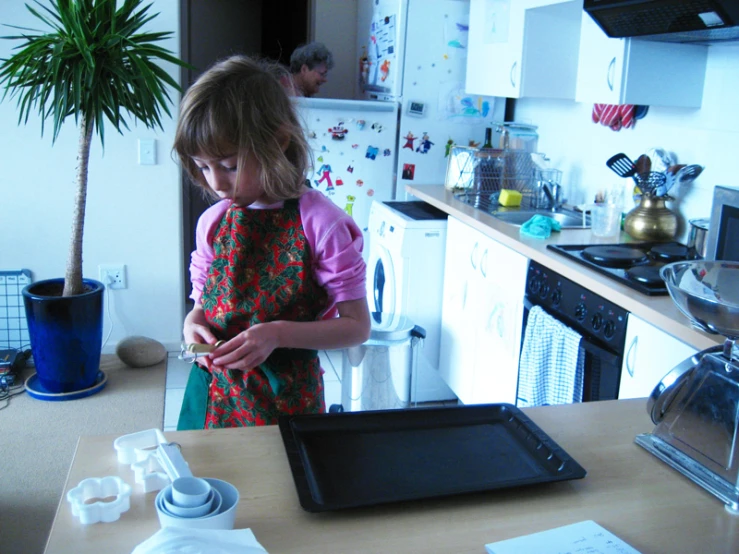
[132,527,269,554]
[520,215,561,239]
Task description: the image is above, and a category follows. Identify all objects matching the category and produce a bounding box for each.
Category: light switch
[138,139,156,165]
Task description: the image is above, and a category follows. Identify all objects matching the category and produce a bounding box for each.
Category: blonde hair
[173,55,310,201]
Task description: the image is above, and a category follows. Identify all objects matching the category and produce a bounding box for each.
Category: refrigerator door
[295,98,400,256]
[396,0,504,193]
[358,0,409,101]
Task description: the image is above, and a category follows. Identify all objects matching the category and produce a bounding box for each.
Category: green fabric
[176,363,211,431]
[520,214,562,239]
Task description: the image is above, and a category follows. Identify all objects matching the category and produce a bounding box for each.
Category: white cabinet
[618,313,697,400]
[575,14,708,108]
[466,0,582,100]
[439,217,527,405]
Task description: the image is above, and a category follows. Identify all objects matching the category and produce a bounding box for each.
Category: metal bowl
[660,261,739,339]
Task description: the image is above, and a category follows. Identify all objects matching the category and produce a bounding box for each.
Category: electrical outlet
[99,264,127,289]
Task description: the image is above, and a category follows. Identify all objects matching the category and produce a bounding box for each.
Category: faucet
[540,180,564,211]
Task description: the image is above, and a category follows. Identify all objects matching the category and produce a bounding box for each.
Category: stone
[116,335,167,368]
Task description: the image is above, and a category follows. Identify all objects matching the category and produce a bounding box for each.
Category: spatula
[606,153,637,178]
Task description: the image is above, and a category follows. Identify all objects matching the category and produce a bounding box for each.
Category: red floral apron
[197,199,328,428]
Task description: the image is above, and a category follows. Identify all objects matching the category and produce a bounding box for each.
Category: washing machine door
[367,243,396,319]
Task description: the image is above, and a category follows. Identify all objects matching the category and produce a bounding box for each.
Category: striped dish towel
[517,305,584,408]
[592,103,636,131]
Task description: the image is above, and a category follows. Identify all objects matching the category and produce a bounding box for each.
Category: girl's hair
[173,55,310,201]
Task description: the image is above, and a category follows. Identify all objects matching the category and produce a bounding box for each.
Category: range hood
[584,0,739,45]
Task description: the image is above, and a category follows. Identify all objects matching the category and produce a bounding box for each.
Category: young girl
[173,55,370,429]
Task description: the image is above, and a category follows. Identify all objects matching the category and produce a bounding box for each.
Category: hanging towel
[517,305,584,408]
[592,103,636,131]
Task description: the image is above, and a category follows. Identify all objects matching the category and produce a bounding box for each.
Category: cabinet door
[575,14,625,105]
[466,0,525,98]
[438,217,479,403]
[471,235,527,405]
[618,313,697,400]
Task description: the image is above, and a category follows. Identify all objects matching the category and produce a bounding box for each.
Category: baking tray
[278,403,586,512]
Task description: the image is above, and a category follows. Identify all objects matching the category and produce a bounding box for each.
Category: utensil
[633,171,667,196]
[687,218,711,259]
[676,164,704,185]
[635,154,651,175]
[606,153,637,178]
[646,147,676,172]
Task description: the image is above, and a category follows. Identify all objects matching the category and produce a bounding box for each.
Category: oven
[518,261,629,404]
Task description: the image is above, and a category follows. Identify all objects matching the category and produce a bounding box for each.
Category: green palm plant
[0,0,190,296]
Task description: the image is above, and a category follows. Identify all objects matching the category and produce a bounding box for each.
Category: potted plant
[0,0,189,396]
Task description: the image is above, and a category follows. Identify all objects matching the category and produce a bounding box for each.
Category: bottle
[482,127,493,149]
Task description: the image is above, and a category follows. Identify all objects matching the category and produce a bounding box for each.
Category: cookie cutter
[179,341,224,363]
[67,476,132,524]
[114,428,174,492]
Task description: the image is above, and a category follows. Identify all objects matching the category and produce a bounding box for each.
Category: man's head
[289,42,334,97]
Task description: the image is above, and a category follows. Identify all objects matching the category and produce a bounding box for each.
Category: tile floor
[163,350,344,431]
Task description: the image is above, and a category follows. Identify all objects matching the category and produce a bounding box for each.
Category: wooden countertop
[45,400,739,553]
[406,184,722,352]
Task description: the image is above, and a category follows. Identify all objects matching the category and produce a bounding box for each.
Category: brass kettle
[624,195,677,241]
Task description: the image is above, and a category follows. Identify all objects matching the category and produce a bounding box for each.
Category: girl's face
[192,153,268,207]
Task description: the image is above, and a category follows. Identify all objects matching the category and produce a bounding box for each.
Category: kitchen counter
[45,400,739,553]
[406,184,723,352]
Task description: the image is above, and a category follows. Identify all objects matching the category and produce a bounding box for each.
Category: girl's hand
[210,322,279,371]
[183,306,219,369]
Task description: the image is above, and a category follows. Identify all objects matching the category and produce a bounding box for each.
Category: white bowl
[171,476,211,507]
[155,478,238,530]
[162,487,214,518]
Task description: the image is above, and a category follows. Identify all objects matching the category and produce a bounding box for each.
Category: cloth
[132,527,268,553]
[592,103,636,131]
[517,305,584,407]
[177,363,210,431]
[180,199,330,429]
[520,215,561,239]
[189,189,366,315]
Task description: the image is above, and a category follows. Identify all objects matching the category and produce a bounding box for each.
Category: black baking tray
[278,404,586,512]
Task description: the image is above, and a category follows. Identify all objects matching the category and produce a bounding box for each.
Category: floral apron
[177,199,328,429]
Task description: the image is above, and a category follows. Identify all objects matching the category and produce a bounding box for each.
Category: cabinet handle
[607,57,616,92]
[480,249,488,278]
[510,61,517,88]
[470,242,479,270]
[626,335,637,377]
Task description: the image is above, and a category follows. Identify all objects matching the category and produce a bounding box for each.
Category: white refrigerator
[295,97,400,255]
[358,0,505,195]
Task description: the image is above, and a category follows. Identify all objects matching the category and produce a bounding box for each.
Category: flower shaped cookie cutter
[66,476,132,524]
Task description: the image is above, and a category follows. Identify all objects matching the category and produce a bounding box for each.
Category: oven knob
[530,278,541,296]
[552,289,562,306]
[591,312,603,331]
[575,303,587,322]
[539,283,550,299]
[604,320,616,340]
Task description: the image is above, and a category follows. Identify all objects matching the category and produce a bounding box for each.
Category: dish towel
[592,103,636,131]
[517,305,584,407]
[520,215,561,239]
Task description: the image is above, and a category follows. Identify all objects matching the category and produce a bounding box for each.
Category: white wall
[514,43,739,241]
[312,0,358,99]
[0,0,185,351]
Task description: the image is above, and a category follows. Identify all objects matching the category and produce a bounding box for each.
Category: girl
[173,55,370,429]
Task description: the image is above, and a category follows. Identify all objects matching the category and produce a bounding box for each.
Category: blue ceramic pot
[22,278,105,393]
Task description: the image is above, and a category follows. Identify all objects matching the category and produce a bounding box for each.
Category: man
[289,42,334,97]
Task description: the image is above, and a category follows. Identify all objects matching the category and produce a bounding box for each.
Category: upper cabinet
[575,13,708,108]
[466,0,582,100]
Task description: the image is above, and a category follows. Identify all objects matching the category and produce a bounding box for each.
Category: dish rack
[445,145,538,209]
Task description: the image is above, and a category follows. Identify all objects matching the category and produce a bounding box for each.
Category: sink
[453,191,590,228]
[491,209,590,229]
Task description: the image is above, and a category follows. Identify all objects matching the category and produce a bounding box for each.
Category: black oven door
[519,298,623,403]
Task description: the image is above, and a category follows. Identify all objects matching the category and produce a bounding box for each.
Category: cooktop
[546,242,696,296]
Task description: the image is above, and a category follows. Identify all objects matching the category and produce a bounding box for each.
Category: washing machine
[366,200,457,403]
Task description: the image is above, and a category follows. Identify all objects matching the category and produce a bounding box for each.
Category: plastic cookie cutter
[178,341,224,363]
[114,428,171,492]
[67,476,132,524]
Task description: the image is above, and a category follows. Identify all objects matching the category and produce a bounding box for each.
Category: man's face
[299,63,329,97]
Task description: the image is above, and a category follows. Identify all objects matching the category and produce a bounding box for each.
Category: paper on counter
[485,520,641,554]
[132,527,268,554]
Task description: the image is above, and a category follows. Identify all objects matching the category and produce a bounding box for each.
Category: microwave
[706,185,739,261]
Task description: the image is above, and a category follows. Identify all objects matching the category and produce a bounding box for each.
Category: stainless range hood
[584,0,739,45]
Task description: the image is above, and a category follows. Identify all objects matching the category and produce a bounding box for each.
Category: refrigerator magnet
[407,100,426,117]
[402,164,416,180]
[365,146,379,160]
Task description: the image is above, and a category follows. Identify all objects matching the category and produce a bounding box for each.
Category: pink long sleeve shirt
[189,189,366,318]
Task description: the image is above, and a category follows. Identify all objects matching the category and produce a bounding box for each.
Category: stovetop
[546,242,697,296]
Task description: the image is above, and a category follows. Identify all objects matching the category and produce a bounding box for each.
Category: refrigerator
[358,0,505,196]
